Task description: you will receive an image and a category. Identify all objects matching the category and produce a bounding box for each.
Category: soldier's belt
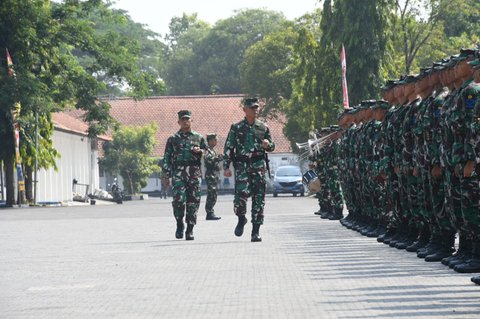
[235,154,265,163]
[176,160,201,166]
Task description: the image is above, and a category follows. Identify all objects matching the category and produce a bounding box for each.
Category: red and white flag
[6,48,15,77]
[341,44,350,109]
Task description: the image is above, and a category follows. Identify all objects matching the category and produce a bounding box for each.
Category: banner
[341,44,350,109]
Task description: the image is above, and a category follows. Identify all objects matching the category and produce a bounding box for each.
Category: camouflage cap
[381,79,398,91]
[360,100,377,108]
[404,74,418,83]
[459,48,476,59]
[329,125,341,131]
[243,97,260,107]
[206,133,217,141]
[178,110,191,119]
[372,100,390,110]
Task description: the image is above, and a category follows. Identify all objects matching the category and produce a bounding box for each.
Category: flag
[341,44,350,109]
[6,48,14,77]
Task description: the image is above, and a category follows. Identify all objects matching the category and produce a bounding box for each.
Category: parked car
[272,165,305,197]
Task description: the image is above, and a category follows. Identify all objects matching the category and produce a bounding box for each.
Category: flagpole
[341,44,350,109]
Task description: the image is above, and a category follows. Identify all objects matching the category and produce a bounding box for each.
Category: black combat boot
[425,232,455,262]
[251,223,262,242]
[406,226,430,252]
[185,224,194,241]
[378,227,394,243]
[206,213,221,220]
[175,218,184,239]
[234,215,248,237]
[454,241,480,273]
[328,207,344,220]
[471,276,480,285]
[443,234,468,266]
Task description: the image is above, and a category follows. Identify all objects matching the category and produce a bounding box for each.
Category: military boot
[251,223,262,242]
[328,207,344,220]
[234,215,248,237]
[471,276,480,285]
[425,232,455,262]
[406,226,430,252]
[378,228,396,243]
[206,213,221,220]
[175,218,184,239]
[454,241,480,273]
[443,234,470,266]
[185,224,194,241]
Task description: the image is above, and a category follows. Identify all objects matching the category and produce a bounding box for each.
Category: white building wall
[36,130,99,203]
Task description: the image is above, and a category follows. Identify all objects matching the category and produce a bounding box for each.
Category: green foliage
[100,123,159,194]
[0,0,162,203]
[162,14,211,95]
[239,26,297,116]
[163,9,288,95]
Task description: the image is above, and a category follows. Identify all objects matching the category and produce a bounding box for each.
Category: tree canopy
[100,123,159,195]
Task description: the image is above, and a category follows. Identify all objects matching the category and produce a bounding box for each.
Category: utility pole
[34,107,38,205]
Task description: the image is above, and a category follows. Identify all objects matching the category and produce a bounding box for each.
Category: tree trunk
[24,164,33,203]
[4,156,15,207]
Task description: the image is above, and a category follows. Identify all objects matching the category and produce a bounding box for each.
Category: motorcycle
[109,179,124,204]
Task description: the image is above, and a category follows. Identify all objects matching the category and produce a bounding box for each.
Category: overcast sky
[111,0,320,36]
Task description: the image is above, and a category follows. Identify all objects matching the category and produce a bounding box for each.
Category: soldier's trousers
[233,165,266,225]
[172,166,202,225]
[205,174,218,214]
[461,176,480,240]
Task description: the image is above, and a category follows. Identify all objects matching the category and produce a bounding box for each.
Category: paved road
[1,195,479,318]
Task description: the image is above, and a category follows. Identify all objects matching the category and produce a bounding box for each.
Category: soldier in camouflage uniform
[314,126,344,220]
[224,97,275,242]
[468,56,480,284]
[204,133,222,220]
[162,110,208,241]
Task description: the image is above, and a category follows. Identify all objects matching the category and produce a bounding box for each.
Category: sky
[111,0,321,36]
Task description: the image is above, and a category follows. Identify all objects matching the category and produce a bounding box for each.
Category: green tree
[283,10,324,147]
[163,13,211,95]
[163,9,288,95]
[0,0,158,205]
[239,25,297,116]
[334,0,391,104]
[89,6,167,97]
[100,123,159,195]
[196,9,288,94]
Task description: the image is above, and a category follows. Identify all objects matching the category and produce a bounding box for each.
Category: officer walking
[162,110,208,241]
[204,133,222,220]
[223,97,275,242]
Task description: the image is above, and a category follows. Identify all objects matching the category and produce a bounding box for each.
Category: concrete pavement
[0,195,479,318]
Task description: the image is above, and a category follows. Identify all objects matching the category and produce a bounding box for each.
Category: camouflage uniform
[314,127,343,219]
[204,134,223,219]
[162,111,207,236]
[224,117,275,225]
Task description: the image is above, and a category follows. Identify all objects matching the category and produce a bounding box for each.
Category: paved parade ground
[1,195,479,318]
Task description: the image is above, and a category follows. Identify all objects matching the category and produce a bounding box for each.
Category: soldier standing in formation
[223,97,275,242]
[204,133,222,220]
[310,126,344,220]
[162,110,208,241]
[335,48,480,285]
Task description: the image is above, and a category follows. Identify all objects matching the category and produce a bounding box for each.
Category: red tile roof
[95,94,292,157]
[52,112,111,141]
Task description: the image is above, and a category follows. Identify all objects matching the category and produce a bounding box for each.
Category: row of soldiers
[308,126,344,220]
[315,47,480,285]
